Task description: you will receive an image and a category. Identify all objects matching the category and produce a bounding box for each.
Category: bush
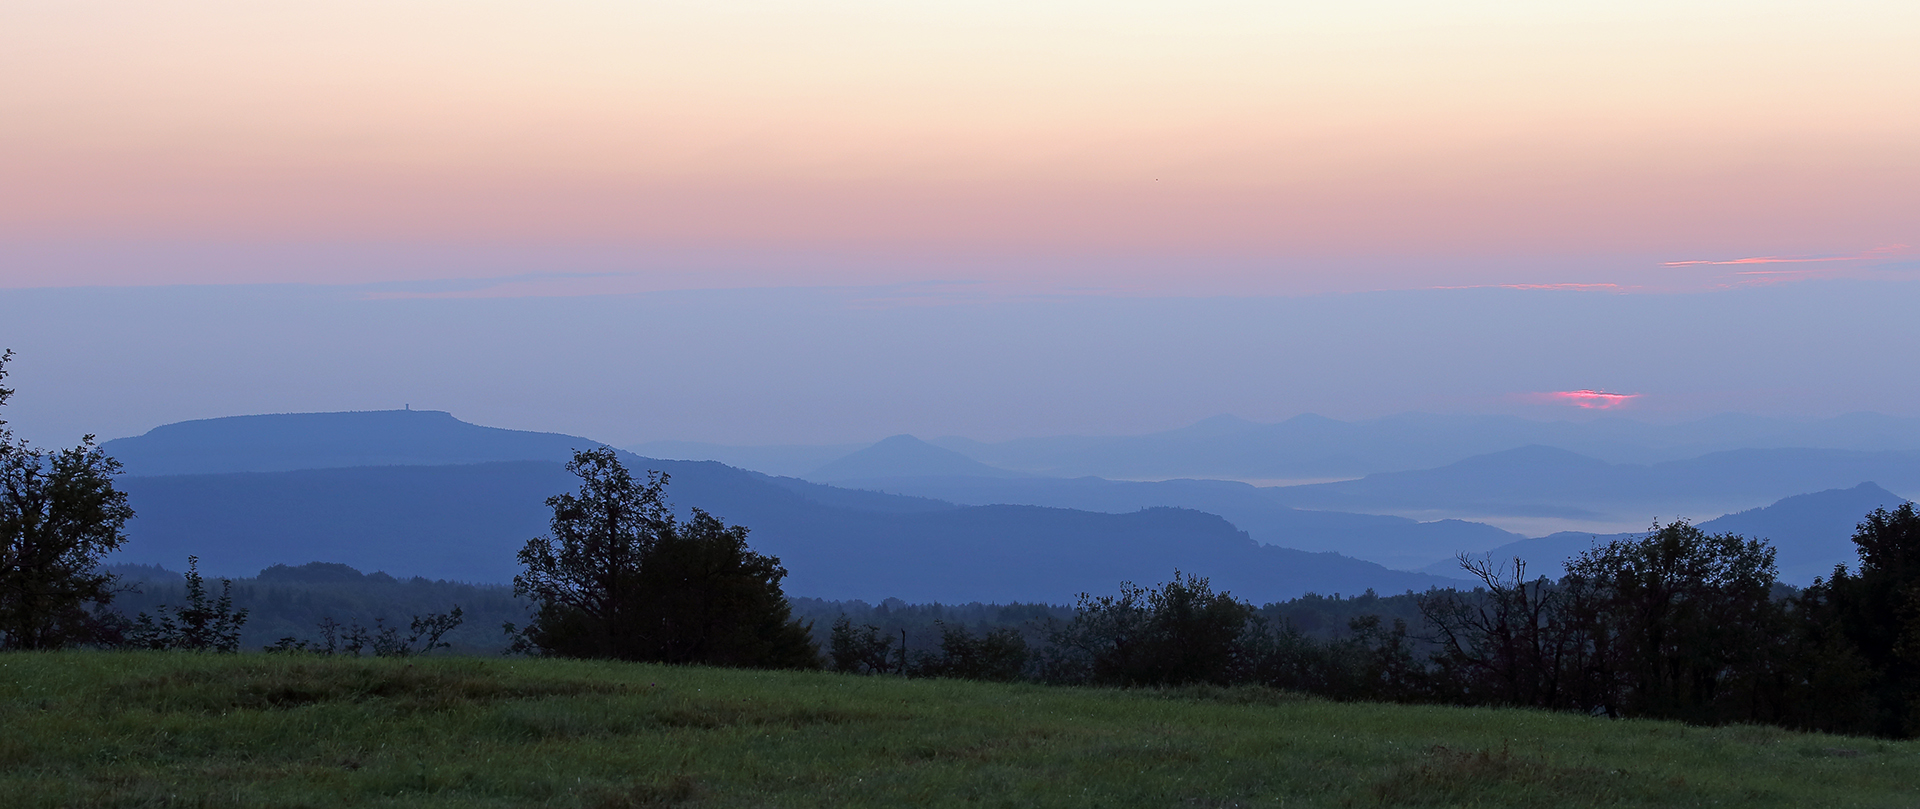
[126,557,249,652]
[1046,572,1252,686]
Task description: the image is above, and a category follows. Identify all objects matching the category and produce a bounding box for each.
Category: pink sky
[3,1,1917,294]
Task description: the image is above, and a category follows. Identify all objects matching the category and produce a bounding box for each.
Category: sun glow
[1532,390,1641,410]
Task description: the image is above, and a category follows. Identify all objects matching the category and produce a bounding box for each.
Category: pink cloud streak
[1430,283,1628,291]
[1529,390,1641,409]
[1664,244,1909,267]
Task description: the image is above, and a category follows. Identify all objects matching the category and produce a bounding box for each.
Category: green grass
[2,653,1915,807]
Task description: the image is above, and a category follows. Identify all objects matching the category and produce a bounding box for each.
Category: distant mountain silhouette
[811,474,1523,571]
[1695,482,1907,583]
[103,410,592,475]
[626,411,1920,490]
[807,435,1024,482]
[114,461,1460,603]
[1433,482,1913,584]
[1269,445,1920,523]
[626,440,863,479]
[106,411,1462,602]
[921,411,1920,480]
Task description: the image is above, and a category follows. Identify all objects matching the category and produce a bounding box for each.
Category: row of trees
[812,517,1920,739]
[1411,514,1920,738]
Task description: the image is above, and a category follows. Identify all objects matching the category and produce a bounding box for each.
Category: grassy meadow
[1,652,1914,808]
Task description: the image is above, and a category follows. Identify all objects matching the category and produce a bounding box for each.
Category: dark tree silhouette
[1420,556,1584,709]
[1562,521,1782,723]
[1798,503,1920,736]
[828,615,897,674]
[0,350,136,650]
[912,621,1028,682]
[509,447,816,668]
[1047,572,1252,686]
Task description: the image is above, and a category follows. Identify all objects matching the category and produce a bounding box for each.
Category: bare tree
[1420,555,1580,709]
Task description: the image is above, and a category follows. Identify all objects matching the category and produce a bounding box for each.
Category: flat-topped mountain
[102,409,592,476]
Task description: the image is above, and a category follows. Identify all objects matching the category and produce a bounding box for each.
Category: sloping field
[1,653,1913,808]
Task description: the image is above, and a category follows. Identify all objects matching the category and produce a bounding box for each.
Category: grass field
[1,653,1914,807]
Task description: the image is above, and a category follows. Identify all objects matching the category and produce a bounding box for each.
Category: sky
[2,2,1918,445]
[4,1,1917,293]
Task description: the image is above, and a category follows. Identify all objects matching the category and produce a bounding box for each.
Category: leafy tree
[1561,521,1782,723]
[509,448,817,668]
[126,556,249,652]
[1796,503,1920,736]
[0,350,136,650]
[1047,572,1252,686]
[829,615,897,674]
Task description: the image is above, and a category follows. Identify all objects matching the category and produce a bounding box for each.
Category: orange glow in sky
[2,1,1916,292]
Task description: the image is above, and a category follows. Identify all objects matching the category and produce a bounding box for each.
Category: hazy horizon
[7,277,1920,451]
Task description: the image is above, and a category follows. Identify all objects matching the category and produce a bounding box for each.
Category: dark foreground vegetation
[109,562,526,655]
[4,652,1917,808]
[813,513,1920,742]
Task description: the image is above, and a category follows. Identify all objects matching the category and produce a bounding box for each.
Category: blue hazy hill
[105,412,1463,603]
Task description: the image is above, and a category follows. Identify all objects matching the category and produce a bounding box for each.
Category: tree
[0,350,136,650]
[1561,521,1783,723]
[509,447,817,668]
[1420,556,1584,709]
[1796,503,1920,736]
[829,615,897,674]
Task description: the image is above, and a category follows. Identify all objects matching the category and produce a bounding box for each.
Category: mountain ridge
[104,411,1466,602]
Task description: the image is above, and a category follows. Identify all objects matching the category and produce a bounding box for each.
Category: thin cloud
[1664,244,1910,267]
[1495,283,1627,291]
[1430,283,1629,291]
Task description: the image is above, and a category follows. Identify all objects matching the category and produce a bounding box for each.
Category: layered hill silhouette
[805,474,1523,571]
[806,434,1025,482]
[105,411,1464,603]
[795,438,1920,573]
[1266,445,1920,524]
[922,411,1920,481]
[628,439,862,479]
[1435,482,1910,584]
